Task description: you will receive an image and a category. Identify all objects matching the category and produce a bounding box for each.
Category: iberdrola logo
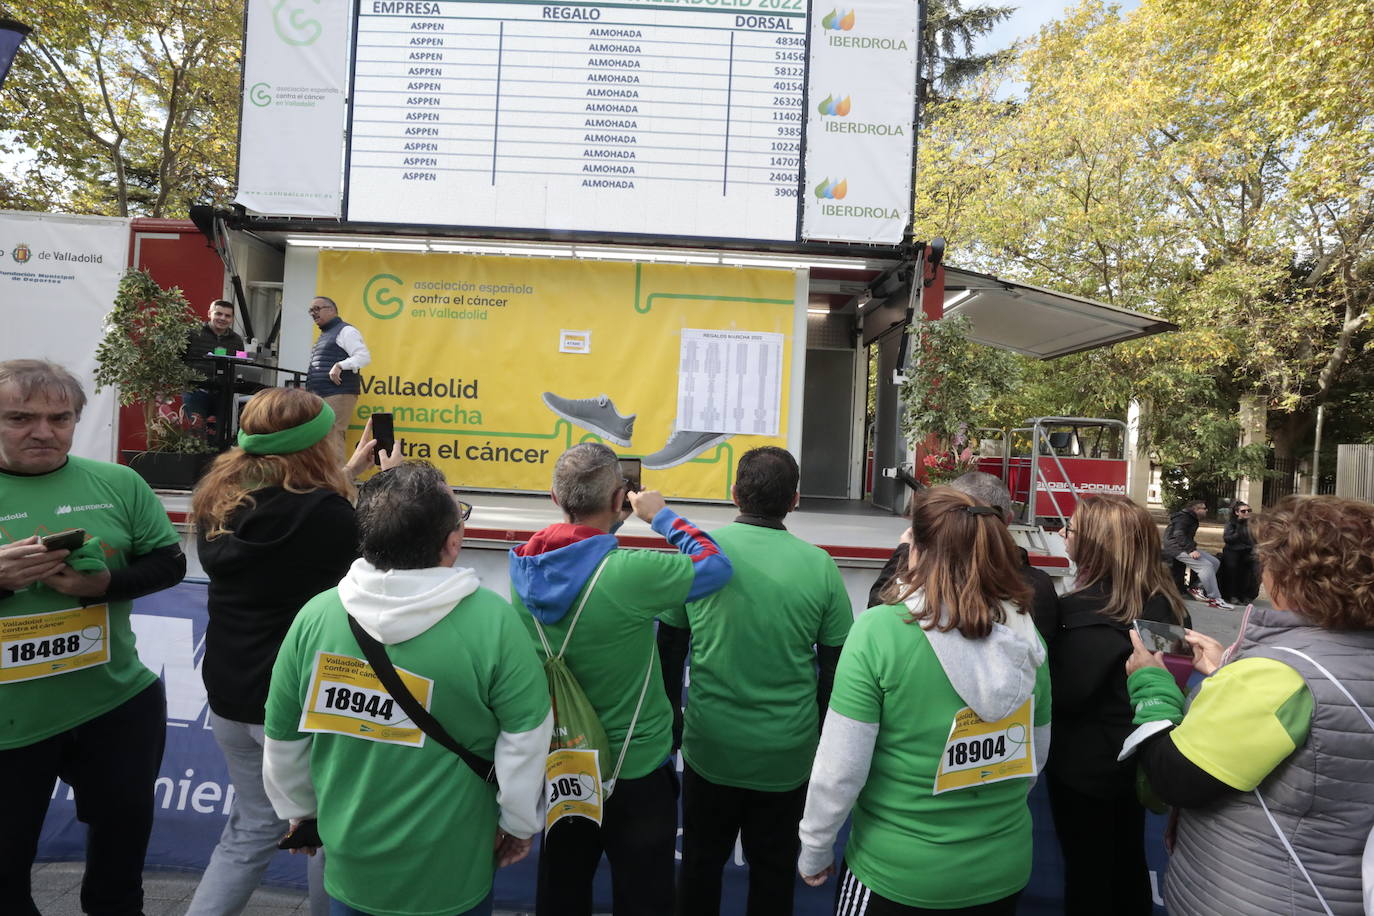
[817,94,852,116]
[814,178,848,200]
[821,9,856,30]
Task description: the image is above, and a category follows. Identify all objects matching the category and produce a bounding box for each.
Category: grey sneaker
[642,430,733,470]
[541,392,635,447]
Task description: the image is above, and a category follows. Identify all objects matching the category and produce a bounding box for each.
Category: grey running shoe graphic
[642,430,733,470]
[541,392,636,447]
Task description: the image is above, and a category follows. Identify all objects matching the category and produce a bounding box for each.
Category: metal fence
[1336,444,1374,501]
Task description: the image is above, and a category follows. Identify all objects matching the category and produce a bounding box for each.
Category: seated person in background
[183,298,245,431]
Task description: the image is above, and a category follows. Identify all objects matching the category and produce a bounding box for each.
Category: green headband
[237,402,336,455]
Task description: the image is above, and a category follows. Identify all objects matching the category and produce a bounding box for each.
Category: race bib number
[932,698,1035,795]
[300,651,433,747]
[544,748,603,831]
[0,604,110,684]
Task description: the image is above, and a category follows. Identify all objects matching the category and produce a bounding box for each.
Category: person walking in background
[1122,495,1374,915]
[185,388,400,916]
[509,442,732,916]
[1045,494,1188,916]
[659,447,852,916]
[264,461,552,916]
[1163,499,1232,609]
[0,359,186,915]
[1219,501,1260,605]
[798,486,1050,915]
[304,296,370,461]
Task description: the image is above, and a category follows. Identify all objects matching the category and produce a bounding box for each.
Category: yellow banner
[317,252,797,498]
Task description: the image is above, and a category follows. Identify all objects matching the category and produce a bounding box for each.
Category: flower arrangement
[918,445,977,487]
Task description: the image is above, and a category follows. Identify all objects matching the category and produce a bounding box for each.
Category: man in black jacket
[868,471,1062,641]
[1162,499,1231,608]
[183,299,246,430]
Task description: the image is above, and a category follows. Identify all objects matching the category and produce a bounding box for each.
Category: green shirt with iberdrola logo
[0,456,180,750]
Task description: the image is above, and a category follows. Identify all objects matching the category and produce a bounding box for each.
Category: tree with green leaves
[914,0,1374,492]
[0,0,242,217]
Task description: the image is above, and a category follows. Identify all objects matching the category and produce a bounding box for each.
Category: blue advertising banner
[36,582,1169,913]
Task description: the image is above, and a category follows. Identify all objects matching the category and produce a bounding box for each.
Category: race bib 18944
[300,651,433,747]
[0,604,110,684]
[932,698,1035,795]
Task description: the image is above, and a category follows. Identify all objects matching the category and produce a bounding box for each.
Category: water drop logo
[364,273,406,321]
[821,9,856,30]
[814,178,848,200]
[817,94,852,116]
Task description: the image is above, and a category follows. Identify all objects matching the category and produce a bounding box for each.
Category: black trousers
[676,762,807,916]
[833,862,1020,915]
[1046,772,1153,916]
[1,680,167,916]
[536,763,679,916]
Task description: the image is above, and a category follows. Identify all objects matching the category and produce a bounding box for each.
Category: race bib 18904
[299,651,433,747]
[0,604,110,684]
[932,698,1035,795]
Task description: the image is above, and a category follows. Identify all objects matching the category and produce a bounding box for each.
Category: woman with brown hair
[1045,493,1189,915]
[1123,495,1374,915]
[185,388,399,916]
[797,486,1050,915]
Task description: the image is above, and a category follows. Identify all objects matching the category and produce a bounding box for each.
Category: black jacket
[197,487,358,723]
[1046,583,1186,798]
[1161,509,1200,557]
[185,323,246,386]
[1222,517,1254,554]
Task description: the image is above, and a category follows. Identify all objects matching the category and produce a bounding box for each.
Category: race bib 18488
[0,604,110,684]
[300,651,433,747]
[932,698,1035,795]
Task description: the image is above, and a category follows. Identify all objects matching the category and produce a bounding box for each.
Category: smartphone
[40,529,85,552]
[619,457,642,510]
[1134,619,1189,656]
[277,817,323,850]
[370,412,395,466]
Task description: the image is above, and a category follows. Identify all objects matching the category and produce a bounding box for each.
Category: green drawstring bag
[532,555,655,832]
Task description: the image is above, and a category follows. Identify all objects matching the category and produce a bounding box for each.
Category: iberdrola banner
[318,252,799,499]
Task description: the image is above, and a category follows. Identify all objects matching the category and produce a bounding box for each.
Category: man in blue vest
[305,296,371,460]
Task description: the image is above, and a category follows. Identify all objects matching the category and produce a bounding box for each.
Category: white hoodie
[264,559,554,839]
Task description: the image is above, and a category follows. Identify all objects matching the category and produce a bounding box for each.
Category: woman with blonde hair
[1046,493,1187,915]
[185,388,399,915]
[798,486,1050,915]
[1124,495,1374,915]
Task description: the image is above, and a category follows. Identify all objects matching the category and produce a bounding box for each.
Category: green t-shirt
[828,604,1052,909]
[510,548,695,780]
[0,456,180,750]
[659,522,852,790]
[265,586,550,916]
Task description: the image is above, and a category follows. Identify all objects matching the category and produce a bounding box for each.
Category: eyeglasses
[456,500,473,523]
[1236,509,1251,515]
[1063,521,1074,534]
[307,306,330,315]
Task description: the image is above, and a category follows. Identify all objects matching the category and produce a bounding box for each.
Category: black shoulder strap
[346,615,498,786]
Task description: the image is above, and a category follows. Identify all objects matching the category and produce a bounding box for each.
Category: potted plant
[94,268,214,489]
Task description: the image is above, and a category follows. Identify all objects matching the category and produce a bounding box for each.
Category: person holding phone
[1045,494,1188,916]
[0,359,186,915]
[185,388,400,916]
[1122,496,1374,915]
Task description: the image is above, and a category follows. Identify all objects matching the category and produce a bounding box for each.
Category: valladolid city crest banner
[318,251,801,499]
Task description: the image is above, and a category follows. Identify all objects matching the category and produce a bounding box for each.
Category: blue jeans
[329,892,492,916]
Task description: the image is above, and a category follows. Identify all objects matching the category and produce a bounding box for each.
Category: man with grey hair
[509,442,732,916]
[869,471,1060,639]
[0,359,185,913]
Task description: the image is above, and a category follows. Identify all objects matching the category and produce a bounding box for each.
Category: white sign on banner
[801,1,918,244]
[675,329,784,436]
[0,210,131,462]
[234,0,351,217]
